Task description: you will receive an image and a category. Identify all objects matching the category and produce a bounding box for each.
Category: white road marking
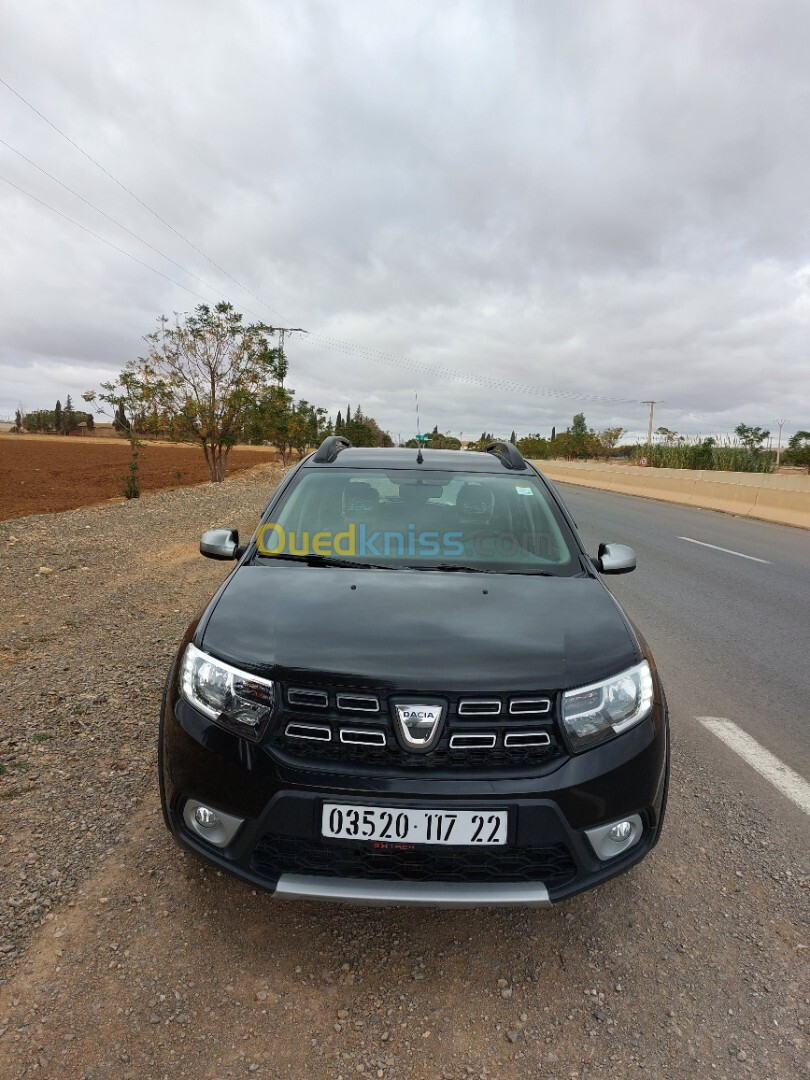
[698,717,810,816]
[678,536,770,564]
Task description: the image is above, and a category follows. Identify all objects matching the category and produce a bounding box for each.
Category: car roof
[303,447,532,473]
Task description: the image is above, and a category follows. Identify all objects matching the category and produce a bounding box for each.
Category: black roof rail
[313,435,352,463]
[485,441,527,471]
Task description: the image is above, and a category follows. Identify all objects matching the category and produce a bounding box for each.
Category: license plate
[321,804,507,846]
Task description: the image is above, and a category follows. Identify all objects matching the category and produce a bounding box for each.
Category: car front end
[160,472,669,906]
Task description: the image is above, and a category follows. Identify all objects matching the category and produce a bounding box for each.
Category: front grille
[339,728,387,746]
[285,722,331,742]
[509,698,552,715]
[287,688,329,709]
[336,693,380,713]
[449,733,497,749]
[271,684,566,772]
[252,834,577,887]
[271,738,560,770]
[458,699,501,715]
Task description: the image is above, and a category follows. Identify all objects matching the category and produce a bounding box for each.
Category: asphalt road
[553,482,810,782]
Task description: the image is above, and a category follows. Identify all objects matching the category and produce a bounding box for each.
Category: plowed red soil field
[0,435,283,520]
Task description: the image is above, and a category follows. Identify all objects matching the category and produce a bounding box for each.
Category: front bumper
[160,693,669,906]
[273,875,553,907]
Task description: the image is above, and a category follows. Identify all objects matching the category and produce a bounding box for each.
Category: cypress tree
[64,394,76,433]
[114,402,129,434]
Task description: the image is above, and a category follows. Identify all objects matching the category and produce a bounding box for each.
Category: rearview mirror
[200,528,239,561]
[596,542,636,575]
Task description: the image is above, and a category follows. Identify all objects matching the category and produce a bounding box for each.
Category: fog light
[183,799,245,848]
[608,820,633,843]
[195,806,220,829]
[584,813,643,861]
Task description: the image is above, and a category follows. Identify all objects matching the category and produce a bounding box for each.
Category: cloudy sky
[1,0,808,444]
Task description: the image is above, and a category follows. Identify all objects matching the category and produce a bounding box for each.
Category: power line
[0,74,653,411]
[0,74,290,324]
[0,172,211,303]
[300,332,643,407]
[0,75,725,422]
[2,144,611,409]
[0,135,268,317]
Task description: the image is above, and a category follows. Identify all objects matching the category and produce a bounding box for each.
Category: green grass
[0,761,32,775]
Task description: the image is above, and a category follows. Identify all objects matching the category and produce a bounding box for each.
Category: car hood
[199,565,640,692]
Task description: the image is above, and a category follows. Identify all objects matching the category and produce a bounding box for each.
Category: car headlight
[179,643,275,741]
[562,660,654,752]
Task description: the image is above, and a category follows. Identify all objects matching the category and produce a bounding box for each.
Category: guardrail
[531,460,810,530]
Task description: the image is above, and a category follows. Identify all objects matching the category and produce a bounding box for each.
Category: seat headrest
[342,482,379,514]
[455,482,495,521]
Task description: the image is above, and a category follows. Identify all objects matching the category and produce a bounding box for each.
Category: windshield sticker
[516,486,533,495]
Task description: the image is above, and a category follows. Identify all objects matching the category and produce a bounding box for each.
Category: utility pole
[274,327,307,387]
[775,418,787,468]
[641,401,663,447]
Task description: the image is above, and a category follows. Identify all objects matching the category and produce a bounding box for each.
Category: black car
[159,437,668,906]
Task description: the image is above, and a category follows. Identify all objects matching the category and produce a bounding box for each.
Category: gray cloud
[1,0,808,444]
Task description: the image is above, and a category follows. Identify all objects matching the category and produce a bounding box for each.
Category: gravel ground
[0,463,807,1079]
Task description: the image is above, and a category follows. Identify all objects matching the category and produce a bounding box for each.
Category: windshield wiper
[256,552,393,570]
[258,554,563,575]
[407,563,499,573]
[408,563,562,576]
[501,569,560,576]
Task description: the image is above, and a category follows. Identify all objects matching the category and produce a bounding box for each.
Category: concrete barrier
[531,460,810,530]
[750,478,810,529]
[687,473,760,517]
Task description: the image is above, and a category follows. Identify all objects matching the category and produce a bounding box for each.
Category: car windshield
[253,467,583,574]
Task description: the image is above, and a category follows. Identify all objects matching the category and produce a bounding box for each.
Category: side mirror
[595,542,636,575]
[200,528,239,561]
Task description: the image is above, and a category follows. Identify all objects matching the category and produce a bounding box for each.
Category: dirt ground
[0,435,283,521]
[0,465,807,1080]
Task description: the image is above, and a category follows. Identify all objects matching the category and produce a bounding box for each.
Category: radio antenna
[415,392,423,464]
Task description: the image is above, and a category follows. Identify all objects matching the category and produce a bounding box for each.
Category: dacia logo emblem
[393,703,445,751]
